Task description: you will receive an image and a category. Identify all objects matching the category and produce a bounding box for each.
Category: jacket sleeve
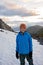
[28,34,33,52]
[16,35,19,52]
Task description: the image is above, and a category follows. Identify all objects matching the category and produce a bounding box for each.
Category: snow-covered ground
[0,29,43,65]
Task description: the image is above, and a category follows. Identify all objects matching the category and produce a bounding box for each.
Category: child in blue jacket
[16,23,34,65]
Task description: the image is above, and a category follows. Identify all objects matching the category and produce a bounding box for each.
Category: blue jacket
[16,31,32,54]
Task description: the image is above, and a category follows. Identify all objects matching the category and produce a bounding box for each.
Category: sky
[0,0,43,27]
[0,0,43,10]
[0,0,43,14]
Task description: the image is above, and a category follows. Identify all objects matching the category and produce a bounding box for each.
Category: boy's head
[20,23,26,33]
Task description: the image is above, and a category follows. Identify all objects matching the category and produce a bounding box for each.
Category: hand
[29,51,32,59]
[16,51,19,59]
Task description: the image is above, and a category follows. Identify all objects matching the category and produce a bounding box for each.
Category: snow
[0,29,43,65]
[33,39,43,65]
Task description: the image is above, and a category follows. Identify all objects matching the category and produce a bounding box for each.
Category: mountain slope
[27,25,43,38]
[0,29,43,65]
[0,19,14,32]
[27,25,43,34]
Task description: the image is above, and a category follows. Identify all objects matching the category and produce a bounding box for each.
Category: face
[20,27,26,33]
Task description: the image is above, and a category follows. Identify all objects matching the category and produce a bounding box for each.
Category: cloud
[21,0,29,2]
[0,0,43,10]
[0,0,42,17]
[5,3,22,10]
[0,3,37,17]
[21,0,43,3]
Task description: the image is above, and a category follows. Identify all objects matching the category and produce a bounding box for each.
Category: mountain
[0,19,14,32]
[27,25,43,39]
[36,28,43,37]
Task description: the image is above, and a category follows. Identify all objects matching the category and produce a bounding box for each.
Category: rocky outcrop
[0,19,14,32]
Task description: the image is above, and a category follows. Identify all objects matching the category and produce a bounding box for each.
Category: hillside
[0,19,14,32]
[27,25,43,38]
[0,29,43,65]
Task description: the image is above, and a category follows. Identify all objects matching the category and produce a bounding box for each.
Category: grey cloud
[0,5,34,16]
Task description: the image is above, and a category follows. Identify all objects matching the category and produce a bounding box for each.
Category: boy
[16,23,34,65]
